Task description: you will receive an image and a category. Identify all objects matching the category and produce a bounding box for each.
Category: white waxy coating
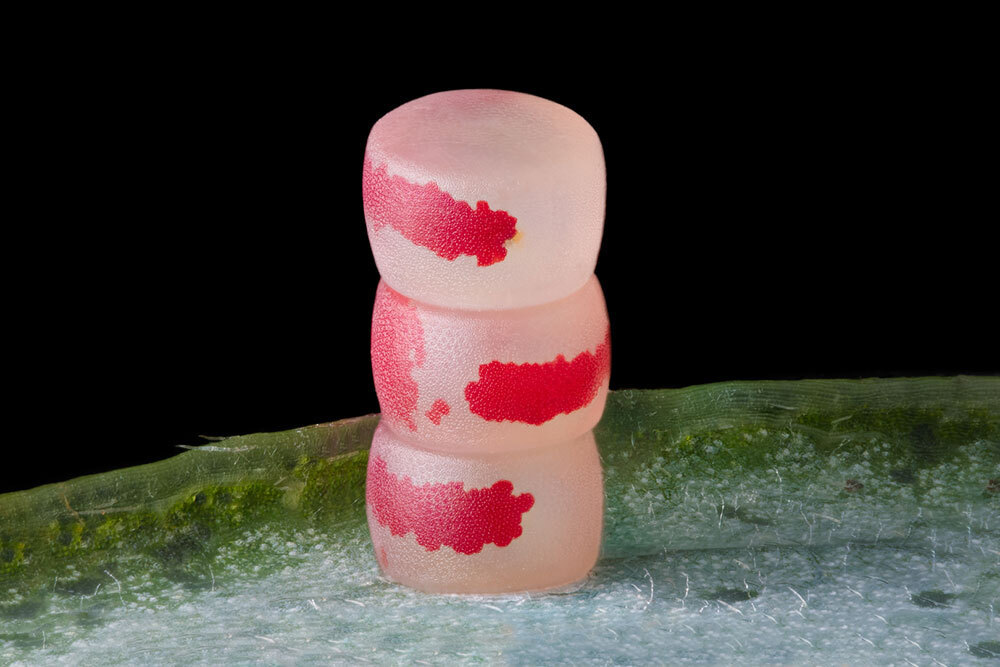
[363,88,606,310]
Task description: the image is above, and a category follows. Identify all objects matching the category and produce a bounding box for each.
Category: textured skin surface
[366,423,603,593]
[362,157,518,267]
[371,275,610,452]
[363,89,606,310]
[367,454,535,555]
[465,328,610,426]
[369,282,424,431]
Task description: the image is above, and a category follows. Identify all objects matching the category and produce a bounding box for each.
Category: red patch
[425,398,450,425]
[371,284,424,430]
[362,157,518,267]
[366,455,534,555]
[465,327,611,425]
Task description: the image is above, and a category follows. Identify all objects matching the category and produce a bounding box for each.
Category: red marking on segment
[366,455,534,555]
[465,328,611,425]
[371,284,424,431]
[362,157,518,266]
[426,398,450,425]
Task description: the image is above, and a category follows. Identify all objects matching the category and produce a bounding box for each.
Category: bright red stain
[366,455,535,555]
[465,328,611,425]
[371,284,424,431]
[426,398,450,425]
[362,157,518,266]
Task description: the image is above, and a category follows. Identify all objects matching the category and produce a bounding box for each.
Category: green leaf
[2,377,998,663]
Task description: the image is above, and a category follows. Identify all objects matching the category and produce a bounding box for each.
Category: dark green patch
[908,423,943,463]
[153,522,213,567]
[793,404,1000,450]
[910,589,955,608]
[164,481,284,532]
[716,505,774,526]
[159,567,214,592]
[711,587,759,603]
[45,520,87,558]
[0,539,26,575]
[969,640,1000,659]
[92,511,160,550]
[55,574,106,597]
[72,604,114,628]
[293,450,369,520]
[890,468,917,484]
[0,595,48,620]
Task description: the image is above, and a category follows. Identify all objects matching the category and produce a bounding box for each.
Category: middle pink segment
[371,275,611,453]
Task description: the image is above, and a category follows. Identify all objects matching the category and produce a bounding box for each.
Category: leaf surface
[2,377,998,663]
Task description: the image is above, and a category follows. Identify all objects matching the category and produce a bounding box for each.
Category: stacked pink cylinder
[362,89,610,593]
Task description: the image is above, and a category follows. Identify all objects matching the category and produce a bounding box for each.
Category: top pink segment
[363,89,606,310]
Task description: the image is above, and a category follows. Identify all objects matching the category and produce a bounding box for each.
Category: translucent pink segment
[371,275,611,452]
[363,89,606,309]
[366,423,603,593]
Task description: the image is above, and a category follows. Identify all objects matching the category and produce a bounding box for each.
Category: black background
[6,34,995,494]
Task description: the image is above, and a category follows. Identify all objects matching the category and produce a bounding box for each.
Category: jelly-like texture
[371,275,610,452]
[366,422,603,593]
[363,89,606,310]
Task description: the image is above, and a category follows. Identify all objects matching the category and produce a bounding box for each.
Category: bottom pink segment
[366,422,604,593]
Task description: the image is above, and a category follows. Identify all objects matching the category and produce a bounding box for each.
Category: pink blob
[363,157,518,267]
[370,284,424,431]
[425,398,450,425]
[366,455,535,555]
[465,328,611,425]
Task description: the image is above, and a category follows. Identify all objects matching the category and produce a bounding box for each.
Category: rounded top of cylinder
[362,89,606,311]
[365,89,602,183]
